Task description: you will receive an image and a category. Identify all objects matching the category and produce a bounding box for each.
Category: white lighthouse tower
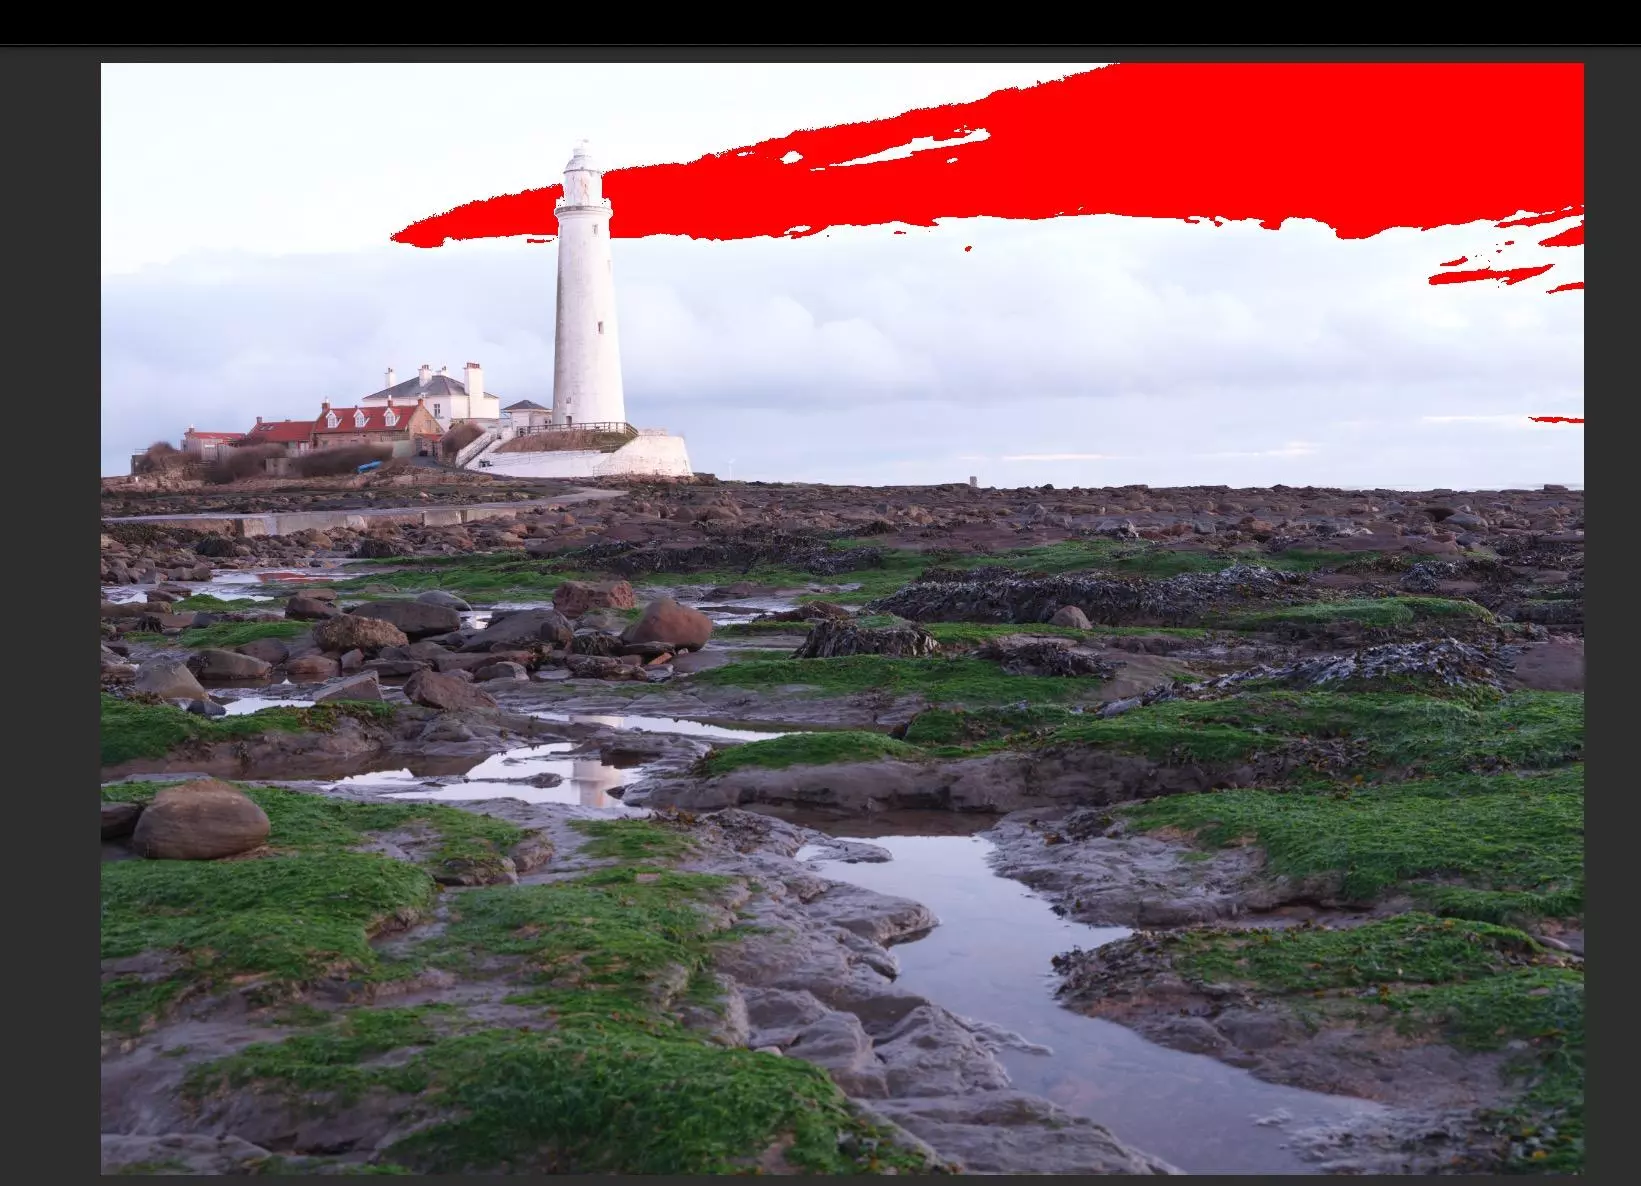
[551,141,626,428]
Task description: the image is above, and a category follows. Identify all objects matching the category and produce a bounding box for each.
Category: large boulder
[187,648,273,682]
[129,779,271,861]
[314,671,384,703]
[1049,605,1093,629]
[416,590,473,611]
[552,579,637,618]
[285,595,339,621]
[235,637,291,665]
[133,657,207,701]
[285,654,342,681]
[621,599,714,652]
[311,614,408,655]
[348,600,463,640]
[467,608,575,651]
[403,668,498,711]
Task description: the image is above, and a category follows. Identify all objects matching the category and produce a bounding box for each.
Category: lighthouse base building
[466,141,692,481]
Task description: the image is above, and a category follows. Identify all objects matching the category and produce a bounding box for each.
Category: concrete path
[101,488,628,537]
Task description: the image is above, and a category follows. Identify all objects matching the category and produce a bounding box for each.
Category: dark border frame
[10,44,1615,1180]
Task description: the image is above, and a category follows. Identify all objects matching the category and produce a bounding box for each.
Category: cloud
[1002,453,1131,462]
[101,215,1582,489]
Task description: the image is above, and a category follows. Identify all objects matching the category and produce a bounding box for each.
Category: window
[353,410,367,428]
[325,412,338,429]
[433,404,442,418]
[383,409,398,427]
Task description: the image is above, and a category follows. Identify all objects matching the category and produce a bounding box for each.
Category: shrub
[203,443,282,484]
[132,441,195,476]
[291,444,393,477]
[441,422,485,459]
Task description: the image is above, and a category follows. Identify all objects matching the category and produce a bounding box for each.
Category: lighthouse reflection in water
[355,714,641,813]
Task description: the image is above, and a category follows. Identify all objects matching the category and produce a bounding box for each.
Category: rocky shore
[100,478,1584,1175]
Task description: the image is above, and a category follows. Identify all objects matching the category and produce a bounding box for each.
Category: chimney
[465,361,483,404]
[256,416,263,425]
[418,364,431,386]
[385,366,396,389]
[386,394,394,407]
[437,365,448,377]
[321,401,330,412]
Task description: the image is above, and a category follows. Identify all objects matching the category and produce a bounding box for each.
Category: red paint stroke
[1498,206,1582,228]
[1548,281,1584,293]
[1529,416,1584,423]
[394,63,1582,285]
[1440,256,1469,267]
[1428,263,1554,287]
[1539,224,1583,248]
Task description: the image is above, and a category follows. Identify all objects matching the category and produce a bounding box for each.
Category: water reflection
[808,834,1381,1175]
[530,711,791,744]
[342,741,642,813]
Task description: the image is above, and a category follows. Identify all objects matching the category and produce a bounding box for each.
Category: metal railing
[512,421,636,439]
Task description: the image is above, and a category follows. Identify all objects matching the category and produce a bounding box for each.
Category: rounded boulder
[130,779,271,861]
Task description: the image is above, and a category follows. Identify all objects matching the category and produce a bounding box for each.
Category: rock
[284,595,339,620]
[552,579,638,618]
[1049,605,1092,629]
[133,657,207,701]
[403,668,498,711]
[101,801,142,840]
[794,620,939,659]
[621,598,715,652]
[234,636,291,665]
[364,659,432,678]
[468,608,576,651]
[181,698,228,718]
[474,661,528,682]
[339,648,364,673]
[348,600,463,640]
[867,1092,1180,1175]
[565,654,651,681]
[312,614,409,654]
[285,654,341,682]
[313,671,384,703]
[415,590,473,611]
[976,639,1120,679]
[186,648,273,682]
[129,778,271,860]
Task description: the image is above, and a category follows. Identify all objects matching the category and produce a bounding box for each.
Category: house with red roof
[181,427,245,463]
[311,398,443,457]
[236,417,316,455]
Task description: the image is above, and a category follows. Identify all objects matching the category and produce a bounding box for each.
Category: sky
[101,62,1584,488]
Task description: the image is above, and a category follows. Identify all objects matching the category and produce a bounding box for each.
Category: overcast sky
[101,62,1583,488]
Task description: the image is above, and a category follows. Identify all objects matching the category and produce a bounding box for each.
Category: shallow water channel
[801,832,1383,1175]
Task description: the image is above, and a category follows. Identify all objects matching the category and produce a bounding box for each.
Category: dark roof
[314,404,437,435]
[240,420,312,445]
[361,373,497,404]
[503,399,549,411]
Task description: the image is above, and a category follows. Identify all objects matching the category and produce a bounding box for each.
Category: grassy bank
[100,695,394,767]
[1124,915,1583,1172]
[158,813,936,1175]
[99,782,531,1034]
[1124,767,1584,924]
[689,653,1114,707]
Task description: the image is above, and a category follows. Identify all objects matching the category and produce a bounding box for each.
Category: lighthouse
[551,141,626,428]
